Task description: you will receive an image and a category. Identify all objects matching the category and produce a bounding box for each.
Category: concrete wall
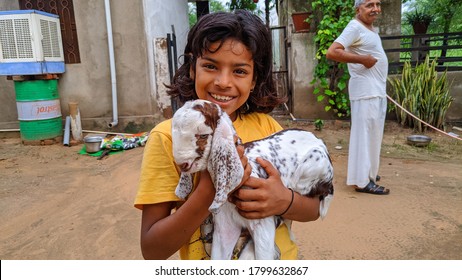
[446,72,462,123]
[282,0,330,119]
[0,0,189,133]
[62,0,151,131]
[143,0,189,119]
[376,0,402,64]
[0,0,20,129]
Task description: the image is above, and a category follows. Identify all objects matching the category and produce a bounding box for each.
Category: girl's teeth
[211,94,232,101]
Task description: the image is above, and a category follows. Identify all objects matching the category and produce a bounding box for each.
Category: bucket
[14,79,63,141]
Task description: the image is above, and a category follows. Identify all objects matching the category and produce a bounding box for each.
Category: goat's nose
[179,162,189,171]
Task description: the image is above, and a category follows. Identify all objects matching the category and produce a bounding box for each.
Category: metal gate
[167,26,179,113]
[270,26,291,115]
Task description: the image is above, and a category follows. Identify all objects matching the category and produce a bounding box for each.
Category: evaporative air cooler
[0,9,65,75]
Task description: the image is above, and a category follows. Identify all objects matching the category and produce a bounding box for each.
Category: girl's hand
[140,169,216,260]
[197,170,216,206]
[229,157,292,219]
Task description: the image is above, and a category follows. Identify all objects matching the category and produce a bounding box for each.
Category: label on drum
[16,99,62,120]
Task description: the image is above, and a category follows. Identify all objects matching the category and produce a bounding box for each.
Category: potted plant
[405,9,433,34]
[291,11,311,33]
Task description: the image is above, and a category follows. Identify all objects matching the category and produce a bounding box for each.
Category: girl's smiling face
[192,39,256,121]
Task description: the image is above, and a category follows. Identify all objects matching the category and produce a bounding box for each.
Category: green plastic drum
[14,79,63,141]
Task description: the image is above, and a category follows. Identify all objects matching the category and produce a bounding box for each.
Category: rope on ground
[386,95,462,141]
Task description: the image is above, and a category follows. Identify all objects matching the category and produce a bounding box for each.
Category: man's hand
[362,54,378,68]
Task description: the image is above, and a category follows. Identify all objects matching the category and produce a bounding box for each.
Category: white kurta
[334,19,388,188]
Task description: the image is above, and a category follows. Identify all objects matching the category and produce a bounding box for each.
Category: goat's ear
[175,172,193,199]
[319,193,333,219]
[207,118,244,213]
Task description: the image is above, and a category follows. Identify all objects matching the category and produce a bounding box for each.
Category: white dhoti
[347,97,387,188]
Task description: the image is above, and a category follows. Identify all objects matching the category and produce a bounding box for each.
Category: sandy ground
[0,120,461,260]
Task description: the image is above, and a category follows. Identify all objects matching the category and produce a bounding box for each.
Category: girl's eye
[234,69,248,75]
[203,64,216,70]
[196,134,209,139]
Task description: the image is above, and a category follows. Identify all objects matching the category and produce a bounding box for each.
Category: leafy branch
[310,0,354,118]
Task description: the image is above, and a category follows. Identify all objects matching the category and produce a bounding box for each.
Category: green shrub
[388,56,453,132]
[310,0,354,118]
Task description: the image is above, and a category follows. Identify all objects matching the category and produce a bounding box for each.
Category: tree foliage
[188,0,227,27]
[188,1,274,27]
[227,0,259,12]
[402,0,462,33]
[228,0,276,26]
[310,0,355,118]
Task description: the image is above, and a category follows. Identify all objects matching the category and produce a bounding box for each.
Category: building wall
[62,0,152,131]
[446,72,462,123]
[0,0,189,133]
[0,0,20,129]
[143,0,189,119]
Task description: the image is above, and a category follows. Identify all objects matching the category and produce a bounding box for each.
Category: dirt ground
[0,120,461,260]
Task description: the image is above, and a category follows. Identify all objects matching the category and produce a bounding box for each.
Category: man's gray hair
[354,0,366,8]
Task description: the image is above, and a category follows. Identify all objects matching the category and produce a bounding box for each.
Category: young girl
[134,10,321,260]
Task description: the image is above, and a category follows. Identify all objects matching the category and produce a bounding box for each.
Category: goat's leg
[248,217,278,260]
[211,205,242,260]
[238,239,255,260]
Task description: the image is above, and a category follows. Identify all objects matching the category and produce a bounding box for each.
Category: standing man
[326,0,390,195]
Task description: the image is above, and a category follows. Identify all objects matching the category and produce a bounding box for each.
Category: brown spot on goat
[193,102,220,131]
[192,102,220,160]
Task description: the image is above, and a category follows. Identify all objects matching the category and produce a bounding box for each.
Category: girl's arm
[140,171,215,259]
[140,145,251,260]
[229,157,320,222]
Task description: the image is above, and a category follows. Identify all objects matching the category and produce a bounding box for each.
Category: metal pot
[84,136,103,153]
[407,135,432,147]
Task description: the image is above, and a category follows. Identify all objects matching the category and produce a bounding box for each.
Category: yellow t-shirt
[134,112,299,260]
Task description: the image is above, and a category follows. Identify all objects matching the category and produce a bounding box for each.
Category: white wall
[143,0,189,115]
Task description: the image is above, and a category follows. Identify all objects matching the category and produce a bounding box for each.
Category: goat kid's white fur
[172,100,334,260]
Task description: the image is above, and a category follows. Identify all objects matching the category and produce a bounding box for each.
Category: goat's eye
[196,134,209,139]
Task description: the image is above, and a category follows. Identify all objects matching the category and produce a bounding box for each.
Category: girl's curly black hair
[166,10,286,114]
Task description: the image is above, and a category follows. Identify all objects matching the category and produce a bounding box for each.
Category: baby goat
[172,100,334,260]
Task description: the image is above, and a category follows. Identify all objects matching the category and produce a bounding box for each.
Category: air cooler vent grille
[0,18,35,60]
[0,10,64,62]
[40,19,61,58]
[0,10,65,75]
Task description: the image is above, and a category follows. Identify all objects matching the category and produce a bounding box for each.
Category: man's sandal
[355,181,390,195]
